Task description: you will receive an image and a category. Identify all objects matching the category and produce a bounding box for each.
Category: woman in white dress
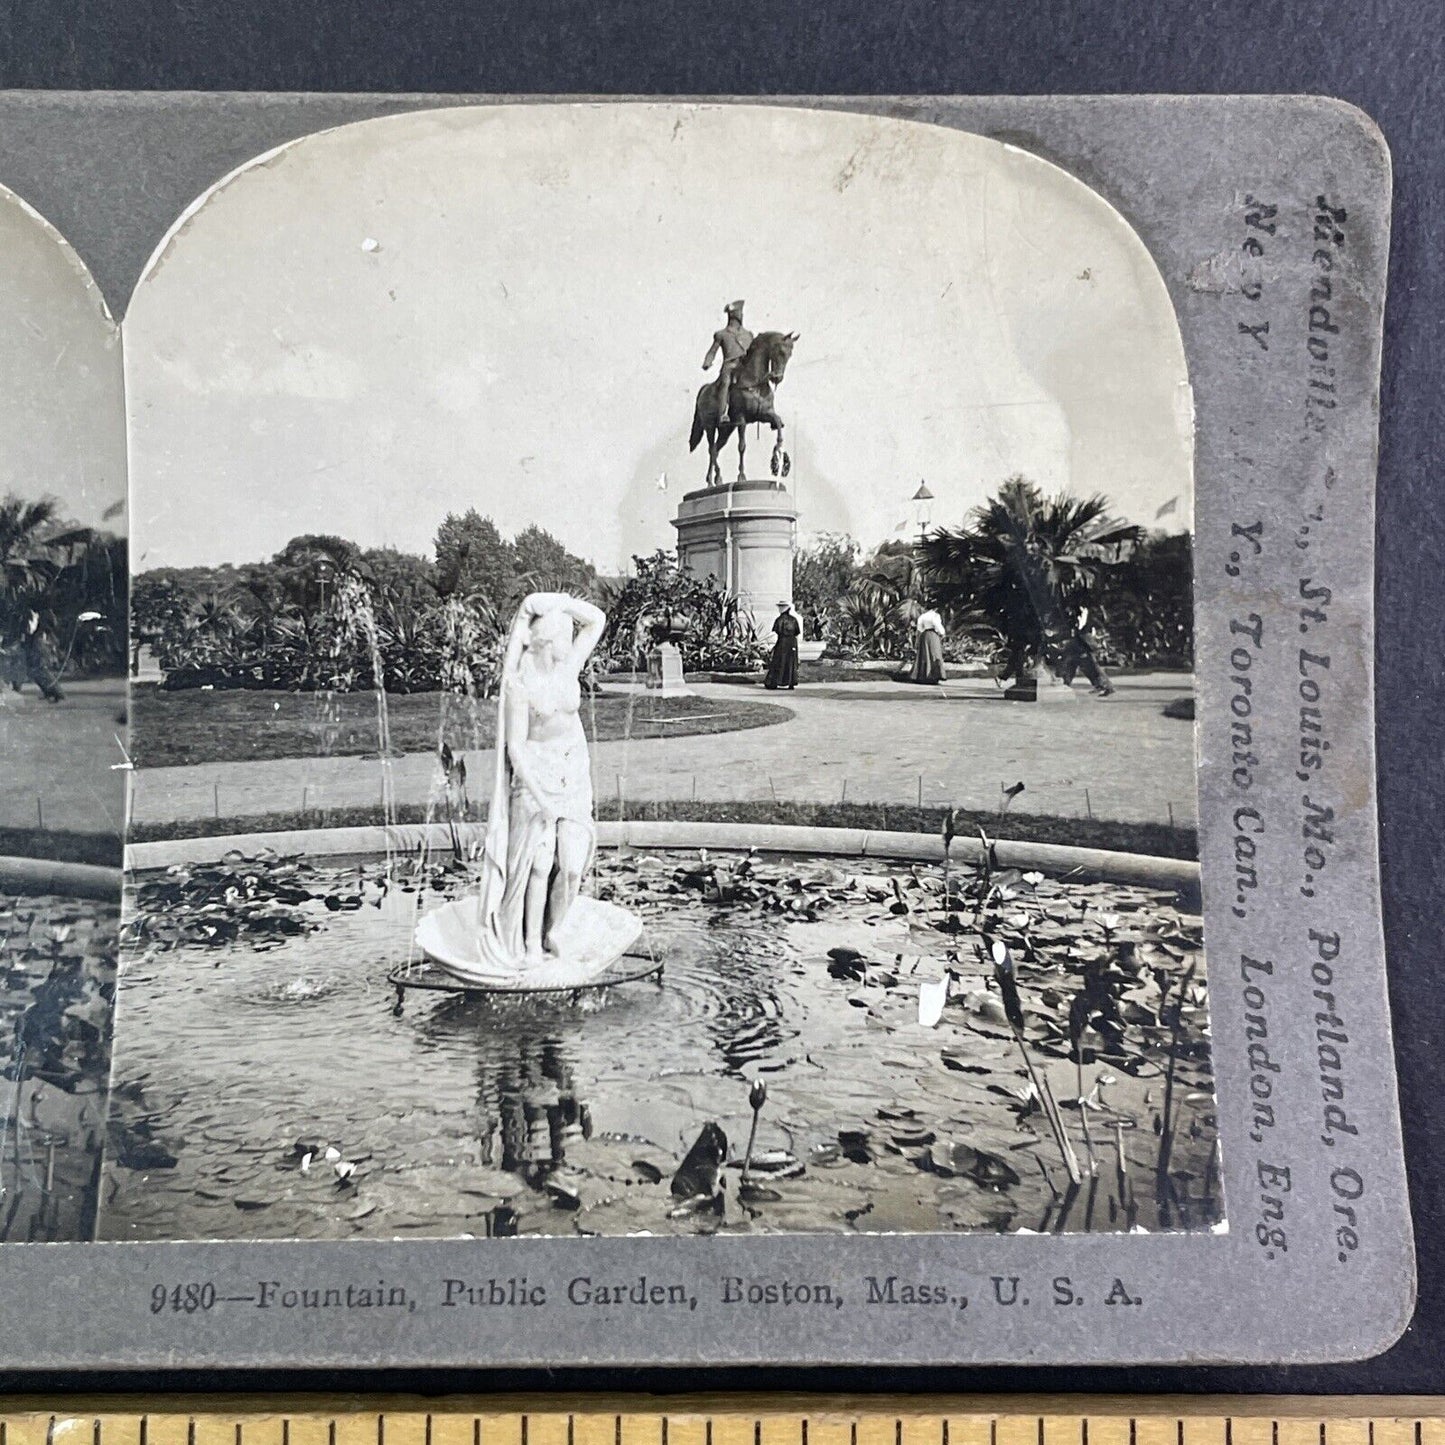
[477,592,606,967]
[908,607,946,685]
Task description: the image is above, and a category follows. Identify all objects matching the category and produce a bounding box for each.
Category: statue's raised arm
[513,591,604,675]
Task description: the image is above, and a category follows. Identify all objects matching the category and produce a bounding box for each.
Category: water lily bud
[749,1079,768,1112]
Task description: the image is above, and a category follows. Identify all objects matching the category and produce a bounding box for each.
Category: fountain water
[329,576,401,884]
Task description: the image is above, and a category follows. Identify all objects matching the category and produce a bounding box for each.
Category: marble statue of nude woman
[481,591,604,964]
[415,591,642,986]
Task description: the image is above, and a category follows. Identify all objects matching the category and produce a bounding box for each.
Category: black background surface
[0,0,1437,1398]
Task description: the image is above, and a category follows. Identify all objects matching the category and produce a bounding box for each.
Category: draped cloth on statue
[764,610,800,690]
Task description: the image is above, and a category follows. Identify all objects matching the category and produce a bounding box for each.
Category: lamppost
[912,481,934,545]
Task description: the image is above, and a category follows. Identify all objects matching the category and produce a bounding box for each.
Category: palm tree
[849,542,926,656]
[0,495,93,628]
[919,477,1140,682]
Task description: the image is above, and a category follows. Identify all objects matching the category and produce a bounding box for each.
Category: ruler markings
[657,1422,699,1445]
[283,1420,326,1445]
[942,1418,989,1445]
[899,1419,938,1445]
[524,1416,565,1445]
[11,1410,1445,1445]
[574,1417,618,1445]
[335,1415,379,1445]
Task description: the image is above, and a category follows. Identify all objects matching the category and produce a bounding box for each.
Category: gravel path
[0,678,126,836]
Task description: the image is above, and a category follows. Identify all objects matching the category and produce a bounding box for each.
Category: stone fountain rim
[124,821,1198,895]
[0,855,122,901]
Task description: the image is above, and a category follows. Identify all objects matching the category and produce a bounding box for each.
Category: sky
[0,187,125,531]
[125,103,1192,574]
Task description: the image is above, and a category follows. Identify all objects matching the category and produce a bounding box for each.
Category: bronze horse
[689,330,797,487]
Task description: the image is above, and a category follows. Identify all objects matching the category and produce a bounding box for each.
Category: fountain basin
[106,835,1218,1243]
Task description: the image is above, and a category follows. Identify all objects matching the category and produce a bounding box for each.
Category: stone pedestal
[1003,667,1079,703]
[645,641,691,696]
[672,480,798,625]
[130,643,164,684]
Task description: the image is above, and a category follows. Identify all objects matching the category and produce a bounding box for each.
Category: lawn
[0,827,122,867]
[130,685,794,768]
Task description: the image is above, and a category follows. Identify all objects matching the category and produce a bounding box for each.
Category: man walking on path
[3,610,65,702]
[1055,605,1113,696]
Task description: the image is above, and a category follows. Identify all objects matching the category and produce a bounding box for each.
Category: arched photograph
[110,103,1215,1243]
[0,182,127,1243]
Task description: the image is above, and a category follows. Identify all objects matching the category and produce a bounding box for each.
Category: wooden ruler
[0,1400,1444,1445]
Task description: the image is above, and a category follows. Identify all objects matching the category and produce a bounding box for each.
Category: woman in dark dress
[763,600,800,690]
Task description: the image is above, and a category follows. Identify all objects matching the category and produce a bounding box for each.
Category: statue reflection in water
[476,1025,591,1187]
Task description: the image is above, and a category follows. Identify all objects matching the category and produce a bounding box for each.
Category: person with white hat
[763,598,800,691]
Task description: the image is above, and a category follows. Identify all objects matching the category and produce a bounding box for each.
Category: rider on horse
[702,300,753,430]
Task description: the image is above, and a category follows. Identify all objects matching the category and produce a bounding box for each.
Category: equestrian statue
[690,300,797,488]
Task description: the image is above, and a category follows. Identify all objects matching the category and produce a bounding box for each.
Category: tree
[511,524,597,598]
[919,477,1141,679]
[1094,531,1194,668]
[130,521,594,694]
[434,510,516,609]
[600,550,763,674]
[271,534,368,613]
[41,530,128,674]
[792,533,861,640]
[131,573,190,648]
[0,495,91,632]
[363,547,440,612]
[849,540,927,656]
[0,495,133,675]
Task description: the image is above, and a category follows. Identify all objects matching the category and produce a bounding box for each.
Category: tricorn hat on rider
[725,299,745,319]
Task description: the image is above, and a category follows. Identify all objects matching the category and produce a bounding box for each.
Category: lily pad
[921,1140,1021,1189]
